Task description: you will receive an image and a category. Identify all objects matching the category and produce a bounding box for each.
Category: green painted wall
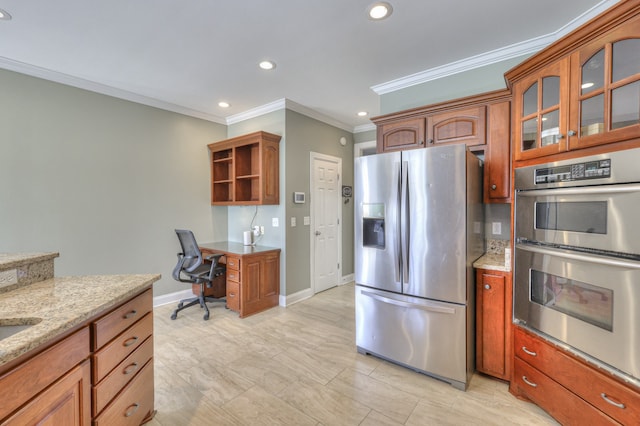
[0,68,227,297]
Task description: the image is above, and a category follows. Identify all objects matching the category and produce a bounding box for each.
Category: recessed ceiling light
[357,111,368,117]
[218,101,230,108]
[367,2,393,20]
[259,60,276,70]
[0,8,12,20]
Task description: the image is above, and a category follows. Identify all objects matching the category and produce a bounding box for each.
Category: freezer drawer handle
[361,290,456,314]
[600,393,626,409]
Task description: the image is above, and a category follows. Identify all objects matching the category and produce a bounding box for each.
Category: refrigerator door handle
[400,161,409,285]
[395,161,402,284]
[361,290,456,314]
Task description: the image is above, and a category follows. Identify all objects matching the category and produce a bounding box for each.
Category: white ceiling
[0,0,618,131]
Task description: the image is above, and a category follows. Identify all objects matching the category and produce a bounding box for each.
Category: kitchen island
[0,252,160,425]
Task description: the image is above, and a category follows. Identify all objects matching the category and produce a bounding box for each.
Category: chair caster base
[170,312,177,320]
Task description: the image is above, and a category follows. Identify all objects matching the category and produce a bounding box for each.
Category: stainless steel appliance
[355,144,484,390]
[514,148,640,386]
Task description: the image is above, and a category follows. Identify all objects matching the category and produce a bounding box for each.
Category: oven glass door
[515,183,640,255]
[514,243,640,380]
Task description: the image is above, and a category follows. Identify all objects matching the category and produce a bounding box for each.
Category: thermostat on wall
[293,192,306,204]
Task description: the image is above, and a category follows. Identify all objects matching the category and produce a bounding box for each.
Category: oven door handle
[516,183,640,197]
[516,243,640,270]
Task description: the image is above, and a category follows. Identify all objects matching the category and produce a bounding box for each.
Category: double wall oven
[514,148,640,385]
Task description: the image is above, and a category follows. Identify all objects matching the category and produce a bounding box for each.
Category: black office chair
[170,229,226,321]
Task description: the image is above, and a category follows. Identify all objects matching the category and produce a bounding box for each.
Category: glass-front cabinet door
[513,59,569,161]
[569,22,640,150]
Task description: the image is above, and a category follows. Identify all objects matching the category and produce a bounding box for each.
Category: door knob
[315,231,321,236]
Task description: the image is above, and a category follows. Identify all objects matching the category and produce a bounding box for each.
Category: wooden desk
[199,242,281,318]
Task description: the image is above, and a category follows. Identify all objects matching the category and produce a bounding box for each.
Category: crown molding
[226,98,355,132]
[371,0,619,95]
[354,123,376,133]
[0,56,227,124]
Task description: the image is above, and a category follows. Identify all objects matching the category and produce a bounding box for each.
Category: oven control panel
[535,159,611,184]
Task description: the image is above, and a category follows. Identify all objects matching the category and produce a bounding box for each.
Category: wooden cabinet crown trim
[207,131,281,151]
[505,1,640,85]
[371,89,511,124]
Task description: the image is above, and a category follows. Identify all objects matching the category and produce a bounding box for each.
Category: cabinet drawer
[93,360,154,426]
[0,327,90,421]
[92,289,152,350]
[92,313,153,383]
[92,336,153,417]
[226,280,240,312]
[226,256,240,271]
[515,327,640,424]
[513,358,617,425]
[226,269,240,282]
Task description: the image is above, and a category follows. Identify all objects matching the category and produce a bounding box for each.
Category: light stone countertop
[473,253,511,272]
[473,239,511,272]
[0,252,59,271]
[0,273,160,367]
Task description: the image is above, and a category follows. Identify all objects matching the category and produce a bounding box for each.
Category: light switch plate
[492,222,502,235]
[272,217,279,227]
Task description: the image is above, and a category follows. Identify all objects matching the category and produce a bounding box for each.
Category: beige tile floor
[149,283,558,426]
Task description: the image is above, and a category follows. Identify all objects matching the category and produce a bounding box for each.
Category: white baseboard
[156,274,355,309]
[341,274,354,285]
[153,289,193,307]
[280,287,314,307]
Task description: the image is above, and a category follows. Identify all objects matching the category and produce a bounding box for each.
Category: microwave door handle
[400,161,409,285]
[517,183,640,197]
[516,243,640,270]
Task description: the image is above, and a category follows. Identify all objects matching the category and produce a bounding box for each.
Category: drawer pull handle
[123,336,139,347]
[124,403,140,417]
[123,362,139,375]
[601,393,626,409]
[522,376,538,388]
[521,346,537,357]
[123,310,137,319]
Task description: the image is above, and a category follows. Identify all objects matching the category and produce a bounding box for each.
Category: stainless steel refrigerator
[354,143,484,390]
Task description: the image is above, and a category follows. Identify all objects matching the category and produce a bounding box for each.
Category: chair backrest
[174,229,203,273]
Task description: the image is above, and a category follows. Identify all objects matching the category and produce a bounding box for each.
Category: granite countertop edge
[0,273,161,367]
[473,253,511,272]
[0,252,60,271]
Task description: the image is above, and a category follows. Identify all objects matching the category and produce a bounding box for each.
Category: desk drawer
[93,359,154,426]
[226,280,240,312]
[92,289,152,350]
[93,313,153,383]
[93,336,153,416]
[226,269,240,282]
[226,256,240,271]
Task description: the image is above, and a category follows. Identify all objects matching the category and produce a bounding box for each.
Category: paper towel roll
[243,230,253,246]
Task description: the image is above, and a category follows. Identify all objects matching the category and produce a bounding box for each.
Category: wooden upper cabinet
[568,15,640,150]
[208,131,281,205]
[428,106,486,147]
[507,1,640,163]
[377,117,426,152]
[512,59,570,161]
[485,101,511,203]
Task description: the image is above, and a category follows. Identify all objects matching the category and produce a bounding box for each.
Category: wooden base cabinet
[0,328,91,425]
[475,269,512,381]
[511,326,640,425]
[91,289,155,424]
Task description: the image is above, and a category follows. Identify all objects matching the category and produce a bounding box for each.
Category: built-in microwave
[514,148,640,386]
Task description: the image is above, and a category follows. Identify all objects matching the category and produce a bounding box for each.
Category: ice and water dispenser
[362,203,385,249]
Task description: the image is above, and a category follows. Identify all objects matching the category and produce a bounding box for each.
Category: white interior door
[311,153,342,294]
